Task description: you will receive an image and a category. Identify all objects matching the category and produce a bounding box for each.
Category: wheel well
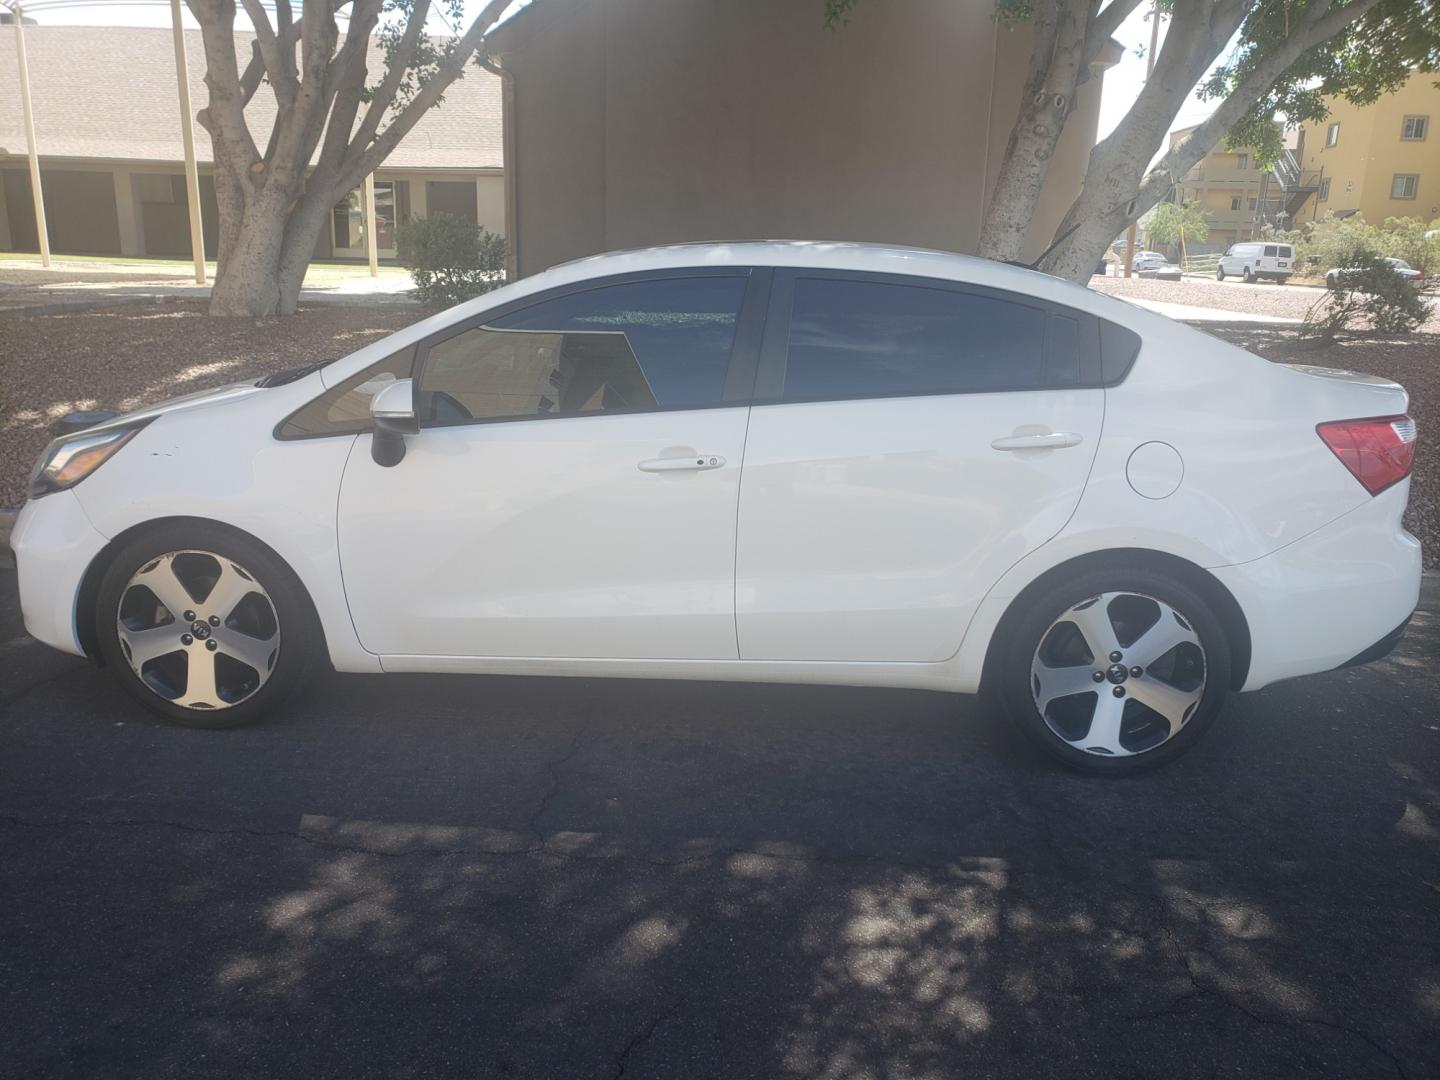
[978,548,1252,695]
[74,516,328,666]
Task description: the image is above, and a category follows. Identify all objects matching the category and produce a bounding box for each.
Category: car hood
[94,382,267,431]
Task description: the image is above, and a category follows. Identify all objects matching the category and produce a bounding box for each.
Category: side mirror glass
[370,378,417,467]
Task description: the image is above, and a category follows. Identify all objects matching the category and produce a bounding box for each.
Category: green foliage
[1204,0,1440,169]
[1302,212,1440,277]
[369,0,473,110]
[395,214,508,307]
[1146,199,1211,248]
[1303,251,1433,341]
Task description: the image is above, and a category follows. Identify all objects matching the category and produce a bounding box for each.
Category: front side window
[418,276,747,424]
[1392,174,1419,199]
[1402,115,1429,141]
[778,279,1051,401]
[278,349,414,438]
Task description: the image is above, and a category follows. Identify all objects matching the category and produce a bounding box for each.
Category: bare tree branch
[313,0,385,189]
[341,0,512,183]
[350,0,433,155]
[241,0,296,106]
[186,0,262,188]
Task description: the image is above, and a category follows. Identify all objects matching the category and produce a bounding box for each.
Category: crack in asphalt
[610,996,685,1080]
[1152,912,1410,1080]
[527,737,582,846]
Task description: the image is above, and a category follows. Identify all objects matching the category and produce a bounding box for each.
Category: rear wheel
[1000,567,1231,774]
[95,523,320,728]
[1242,267,1254,283]
[1216,265,1225,280]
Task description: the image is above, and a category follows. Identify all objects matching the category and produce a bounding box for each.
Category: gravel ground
[1091,272,1440,331]
[0,302,427,507]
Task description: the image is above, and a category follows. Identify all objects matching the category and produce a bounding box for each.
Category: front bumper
[1211,482,1421,691]
[9,490,110,657]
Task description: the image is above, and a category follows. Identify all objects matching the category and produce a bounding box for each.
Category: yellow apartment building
[1169,125,1285,248]
[1294,71,1440,225]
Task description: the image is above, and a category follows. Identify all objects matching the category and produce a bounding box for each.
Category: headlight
[28,420,152,499]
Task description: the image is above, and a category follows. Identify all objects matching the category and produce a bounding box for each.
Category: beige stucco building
[1293,71,1440,225]
[0,26,504,261]
[486,0,1121,277]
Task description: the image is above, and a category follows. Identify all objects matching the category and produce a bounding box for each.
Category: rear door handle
[638,454,726,473]
[990,432,1084,451]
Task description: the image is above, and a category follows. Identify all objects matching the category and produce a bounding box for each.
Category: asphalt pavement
[2,568,1437,1079]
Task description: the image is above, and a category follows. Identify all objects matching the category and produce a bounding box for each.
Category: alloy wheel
[1030,591,1207,758]
[116,550,281,710]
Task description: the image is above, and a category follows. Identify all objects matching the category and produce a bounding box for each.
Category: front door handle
[990,431,1084,451]
[638,454,726,473]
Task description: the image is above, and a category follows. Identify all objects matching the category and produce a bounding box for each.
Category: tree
[1145,198,1211,250]
[828,1,1439,283]
[186,0,510,316]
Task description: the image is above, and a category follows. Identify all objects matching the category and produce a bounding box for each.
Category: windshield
[1387,258,1411,270]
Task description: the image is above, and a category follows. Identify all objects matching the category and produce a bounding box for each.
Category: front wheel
[1216,266,1225,281]
[1242,268,1254,283]
[1000,567,1232,774]
[95,523,321,728]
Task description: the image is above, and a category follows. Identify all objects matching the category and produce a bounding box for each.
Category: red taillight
[1316,415,1417,495]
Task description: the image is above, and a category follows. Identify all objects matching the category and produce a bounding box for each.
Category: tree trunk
[275,194,335,315]
[207,191,290,316]
[977,0,1090,262]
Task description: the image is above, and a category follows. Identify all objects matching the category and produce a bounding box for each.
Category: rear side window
[778,278,1048,400]
[1278,246,1293,258]
[418,276,747,424]
[1264,245,1278,257]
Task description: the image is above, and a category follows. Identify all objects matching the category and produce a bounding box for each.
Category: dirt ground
[0,302,428,506]
[2,298,1434,567]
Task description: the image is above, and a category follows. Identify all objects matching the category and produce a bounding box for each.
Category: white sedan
[1326,257,1426,289]
[14,242,1421,773]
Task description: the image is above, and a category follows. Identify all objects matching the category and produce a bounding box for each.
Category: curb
[0,289,420,318]
[0,507,15,559]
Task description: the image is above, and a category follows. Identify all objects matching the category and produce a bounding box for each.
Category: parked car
[1216,242,1295,283]
[14,242,1420,774]
[1326,257,1426,289]
[1131,251,1170,272]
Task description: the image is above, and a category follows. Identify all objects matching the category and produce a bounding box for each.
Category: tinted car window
[1264,245,1278,257]
[780,278,1046,400]
[278,348,414,438]
[419,277,747,423]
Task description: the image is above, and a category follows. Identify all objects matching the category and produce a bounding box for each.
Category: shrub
[395,214,508,307]
[1302,251,1432,342]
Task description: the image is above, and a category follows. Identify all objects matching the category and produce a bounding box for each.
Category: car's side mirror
[370,378,418,467]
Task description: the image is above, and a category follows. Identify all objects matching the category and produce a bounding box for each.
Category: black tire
[95,521,322,729]
[1215,266,1225,281]
[1242,268,1253,283]
[999,565,1232,775]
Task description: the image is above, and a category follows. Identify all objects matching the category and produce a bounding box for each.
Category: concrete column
[113,171,143,256]
[363,172,378,276]
[410,177,427,221]
[13,0,51,266]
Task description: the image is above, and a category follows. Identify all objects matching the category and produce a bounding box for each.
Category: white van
[1217,242,1294,283]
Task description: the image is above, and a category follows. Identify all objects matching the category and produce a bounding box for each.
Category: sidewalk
[0,255,417,315]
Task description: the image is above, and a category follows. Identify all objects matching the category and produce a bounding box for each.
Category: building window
[1235,153,1249,170]
[1391,174,1419,200]
[1326,122,1341,147]
[1402,115,1429,141]
[1318,177,1331,201]
[332,180,409,255]
[1247,197,1258,210]
[1230,196,1242,211]
[135,173,180,204]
